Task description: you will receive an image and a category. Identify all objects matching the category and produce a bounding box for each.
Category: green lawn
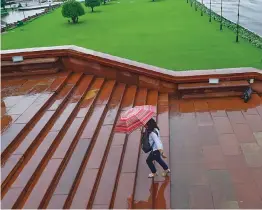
[1,0,262,70]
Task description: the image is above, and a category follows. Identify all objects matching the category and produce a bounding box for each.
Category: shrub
[85,0,100,12]
[1,0,6,9]
[62,0,85,23]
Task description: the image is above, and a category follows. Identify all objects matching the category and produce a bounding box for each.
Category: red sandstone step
[132,90,158,209]
[1,78,49,110]
[157,94,169,137]
[1,80,33,100]
[1,58,60,77]
[91,144,123,207]
[65,84,128,209]
[1,79,28,89]
[23,78,104,209]
[182,91,243,99]
[1,73,75,183]
[1,75,70,158]
[81,86,137,209]
[112,88,148,209]
[48,73,69,92]
[1,82,76,188]
[13,76,95,209]
[1,74,68,134]
[42,80,116,209]
[178,81,249,100]
[178,80,249,90]
[1,58,58,67]
[76,84,126,209]
[1,68,59,78]
[1,74,92,208]
[108,87,138,209]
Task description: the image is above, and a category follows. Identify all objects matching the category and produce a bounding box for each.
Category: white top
[149,128,163,151]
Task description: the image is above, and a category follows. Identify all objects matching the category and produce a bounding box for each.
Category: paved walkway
[170,95,262,208]
[1,68,262,209]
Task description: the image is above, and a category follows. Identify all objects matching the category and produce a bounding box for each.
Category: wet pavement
[1,70,262,208]
[170,96,262,208]
[1,72,171,209]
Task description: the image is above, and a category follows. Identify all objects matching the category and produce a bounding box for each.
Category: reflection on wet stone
[208,170,236,208]
[170,96,262,209]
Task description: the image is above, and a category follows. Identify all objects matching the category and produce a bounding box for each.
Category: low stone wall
[1,46,262,90]
[1,5,61,33]
[2,46,262,99]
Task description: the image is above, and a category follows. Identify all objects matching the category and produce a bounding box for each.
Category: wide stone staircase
[2,49,262,209]
[1,71,171,209]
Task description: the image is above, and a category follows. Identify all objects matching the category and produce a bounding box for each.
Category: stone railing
[1,45,262,95]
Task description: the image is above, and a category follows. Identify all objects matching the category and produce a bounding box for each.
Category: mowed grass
[1,0,262,70]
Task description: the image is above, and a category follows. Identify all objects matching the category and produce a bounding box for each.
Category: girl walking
[144,118,170,178]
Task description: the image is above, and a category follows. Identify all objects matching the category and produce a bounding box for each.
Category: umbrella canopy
[115,105,156,134]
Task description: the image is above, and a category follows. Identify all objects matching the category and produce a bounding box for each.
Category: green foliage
[195,1,262,49]
[85,0,100,12]
[1,8,8,16]
[62,0,85,23]
[1,0,6,9]
[2,0,262,70]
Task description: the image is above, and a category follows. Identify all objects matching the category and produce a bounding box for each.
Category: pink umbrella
[115,105,156,134]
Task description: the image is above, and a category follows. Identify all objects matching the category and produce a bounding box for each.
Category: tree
[1,0,6,9]
[62,0,85,23]
[85,0,100,12]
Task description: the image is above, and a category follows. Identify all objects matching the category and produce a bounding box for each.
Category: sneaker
[166,169,171,174]
[148,172,158,178]
[162,169,171,177]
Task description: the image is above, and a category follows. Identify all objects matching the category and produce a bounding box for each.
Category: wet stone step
[182,91,243,99]
[106,86,138,209]
[1,111,55,184]
[1,58,59,67]
[1,75,71,157]
[41,80,116,208]
[1,74,90,208]
[1,76,71,166]
[89,86,127,208]
[1,76,74,166]
[133,90,158,209]
[60,83,126,209]
[1,68,60,78]
[178,80,249,90]
[112,88,148,209]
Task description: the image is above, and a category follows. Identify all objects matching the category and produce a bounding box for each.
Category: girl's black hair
[146,118,160,132]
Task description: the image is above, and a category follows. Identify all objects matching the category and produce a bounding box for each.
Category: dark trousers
[146,150,168,173]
